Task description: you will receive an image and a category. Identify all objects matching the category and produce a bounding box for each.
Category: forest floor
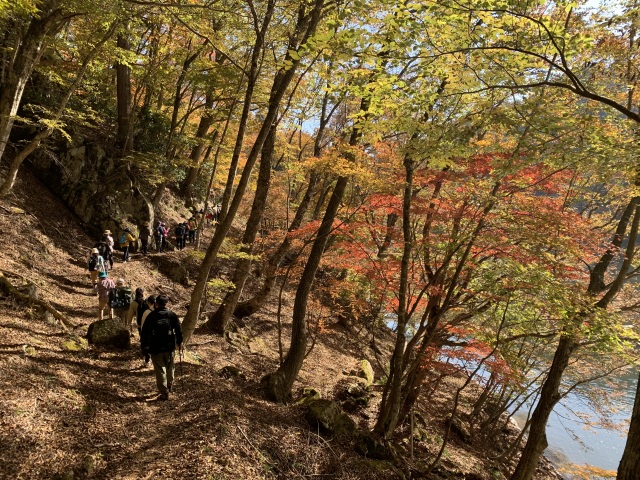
[0,167,563,480]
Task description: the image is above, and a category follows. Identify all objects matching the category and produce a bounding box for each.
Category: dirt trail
[0,168,373,480]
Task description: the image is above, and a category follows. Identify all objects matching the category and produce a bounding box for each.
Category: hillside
[0,167,563,480]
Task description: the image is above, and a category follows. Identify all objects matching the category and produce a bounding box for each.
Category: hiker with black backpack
[94,237,112,271]
[140,294,183,400]
[110,278,132,330]
[175,222,185,250]
[87,248,106,289]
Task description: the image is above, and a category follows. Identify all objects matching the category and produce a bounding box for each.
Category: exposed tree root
[0,269,76,330]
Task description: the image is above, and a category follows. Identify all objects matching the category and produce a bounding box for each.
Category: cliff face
[30,139,154,235]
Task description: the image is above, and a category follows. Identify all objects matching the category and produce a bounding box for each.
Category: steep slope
[0,166,563,480]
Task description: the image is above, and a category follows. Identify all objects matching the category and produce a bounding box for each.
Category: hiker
[96,271,115,321]
[94,237,112,271]
[128,287,145,336]
[154,221,163,252]
[140,294,183,400]
[139,294,156,365]
[110,278,132,330]
[87,248,106,288]
[119,227,136,262]
[155,221,167,252]
[103,230,115,268]
[139,221,152,255]
[175,222,185,250]
[188,216,197,243]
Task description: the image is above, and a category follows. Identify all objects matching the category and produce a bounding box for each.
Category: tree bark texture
[618,368,640,479]
[206,123,276,333]
[116,33,132,155]
[0,2,66,165]
[0,22,116,196]
[180,0,326,344]
[181,90,216,198]
[510,335,576,480]
[232,171,320,318]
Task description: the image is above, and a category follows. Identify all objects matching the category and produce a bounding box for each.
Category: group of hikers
[82,204,223,400]
[86,219,197,401]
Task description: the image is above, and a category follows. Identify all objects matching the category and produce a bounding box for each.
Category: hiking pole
[179,347,184,390]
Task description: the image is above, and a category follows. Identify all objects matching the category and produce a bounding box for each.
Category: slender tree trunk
[513,198,640,480]
[180,0,326,344]
[207,124,276,333]
[0,23,117,196]
[618,369,640,479]
[373,155,413,435]
[510,335,576,480]
[116,32,132,155]
[264,174,348,402]
[233,171,320,318]
[264,94,369,402]
[218,1,275,222]
[0,3,66,165]
[181,89,216,198]
[232,86,335,318]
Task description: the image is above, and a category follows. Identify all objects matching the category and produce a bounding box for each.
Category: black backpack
[150,315,175,351]
[175,224,185,236]
[97,242,109,259]
[110,287,132,309]
[88,255,98,271]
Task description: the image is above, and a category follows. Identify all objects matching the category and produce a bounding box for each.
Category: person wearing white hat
[87,247,106,289]
[103,230,115,268]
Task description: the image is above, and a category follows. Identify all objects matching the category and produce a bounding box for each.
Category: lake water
[384,315,637,477]
[512,368,637,478]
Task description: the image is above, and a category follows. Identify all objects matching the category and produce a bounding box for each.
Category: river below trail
[512,368,637,479]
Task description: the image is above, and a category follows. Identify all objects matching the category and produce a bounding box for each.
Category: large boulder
[305,399,356,436]
[87,319,130,349]
[31,140,153,237]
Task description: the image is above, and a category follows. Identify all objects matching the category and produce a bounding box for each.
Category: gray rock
[305,399,356,436]
[86,319,131,349]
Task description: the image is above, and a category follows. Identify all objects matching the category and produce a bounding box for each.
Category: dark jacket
[140,307,183,354]
[139,225,152,241]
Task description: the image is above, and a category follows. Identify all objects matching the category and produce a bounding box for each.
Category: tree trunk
[618,368,640,479]
[513,198,640,480]
[232,171,320,318]
[232,85,335,318]
[116,32,132,155]
[206,123,276,333]
[373,155,413,436]
[180,0,326,344]
[218,1,276,223]
[0,3,66,165]
[510,335,576,480]
[181,89,216,198]
[0,22,116,196]
[265,174,348,402]
[265,95,369,403]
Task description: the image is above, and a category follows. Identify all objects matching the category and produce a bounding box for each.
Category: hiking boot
[159,393,169,401]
